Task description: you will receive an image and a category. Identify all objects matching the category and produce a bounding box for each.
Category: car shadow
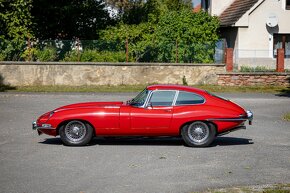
[211,137,254,147]
[0,73,16,92]
[39,136,253,147]
[275,77,290,98]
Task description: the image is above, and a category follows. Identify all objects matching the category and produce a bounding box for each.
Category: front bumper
[32,121,55,135]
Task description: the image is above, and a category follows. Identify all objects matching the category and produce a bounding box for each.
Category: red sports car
[33,85,253,147]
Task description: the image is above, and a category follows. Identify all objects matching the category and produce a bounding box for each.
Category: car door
[130,90,176,135]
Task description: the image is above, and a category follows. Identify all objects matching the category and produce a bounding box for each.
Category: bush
[0,39,26,61]
[63,50,133,62]
[35,46,57,61]
[240,66,275,72]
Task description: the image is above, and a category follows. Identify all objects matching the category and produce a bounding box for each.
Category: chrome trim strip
[207,118,248,122]
[37,127,55,130]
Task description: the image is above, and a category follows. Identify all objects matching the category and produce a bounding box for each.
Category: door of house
[273,34,290,58]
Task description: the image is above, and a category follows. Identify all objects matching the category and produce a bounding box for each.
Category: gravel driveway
[0,92,289,193]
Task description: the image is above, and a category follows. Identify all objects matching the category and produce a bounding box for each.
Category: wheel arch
[56,119,96,136]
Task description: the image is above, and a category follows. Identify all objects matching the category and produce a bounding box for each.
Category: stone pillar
[225,48,233,72]
[276,48,285,72]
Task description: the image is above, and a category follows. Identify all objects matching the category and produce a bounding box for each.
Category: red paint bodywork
[35,85,249,137]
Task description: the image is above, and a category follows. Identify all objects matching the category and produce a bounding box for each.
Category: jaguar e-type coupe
[33,85,253,147]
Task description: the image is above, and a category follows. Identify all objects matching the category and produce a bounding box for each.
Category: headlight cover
[38,111,54,123]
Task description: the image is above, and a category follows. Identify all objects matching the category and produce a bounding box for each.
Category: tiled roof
[219,0,259,26]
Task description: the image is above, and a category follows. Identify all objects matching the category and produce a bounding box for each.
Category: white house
[202,0,290,69]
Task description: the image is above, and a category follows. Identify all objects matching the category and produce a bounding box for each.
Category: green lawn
[0,84,289,94]
[195,183,290,193]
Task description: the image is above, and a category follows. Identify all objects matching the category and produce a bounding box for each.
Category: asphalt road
[0,92,289,193]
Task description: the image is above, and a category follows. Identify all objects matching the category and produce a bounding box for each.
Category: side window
[176,91,205,105]
[149,91,176,106]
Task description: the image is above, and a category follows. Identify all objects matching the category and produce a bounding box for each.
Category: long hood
[54,101,123,111]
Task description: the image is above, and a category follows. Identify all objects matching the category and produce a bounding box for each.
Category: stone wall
[0,62,225,86]
[217,73,290,86]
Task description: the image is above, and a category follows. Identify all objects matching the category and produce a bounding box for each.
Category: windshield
[129,89,150,107]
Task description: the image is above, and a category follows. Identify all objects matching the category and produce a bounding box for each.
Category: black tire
[59,120,93,146]
[181,121,216,147]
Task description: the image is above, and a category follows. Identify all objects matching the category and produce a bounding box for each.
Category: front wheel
[181,121,216,147]
[59,120,93,146]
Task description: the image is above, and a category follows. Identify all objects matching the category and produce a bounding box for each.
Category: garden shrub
[63,50,133,62]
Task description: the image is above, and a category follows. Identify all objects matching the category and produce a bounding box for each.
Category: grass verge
[283,112,290,122]
[0,84,289,94]
[198,183,290,193]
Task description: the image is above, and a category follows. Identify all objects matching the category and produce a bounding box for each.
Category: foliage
[240,66,275,72]
[31,0,112,40]
[283,112,290,122]
[35,46,58,62]
[182,76,188,85]
[163,0,192,11]
[0,39,26,61]
[101,21,157,62]
[0,0,34,40]
[155,10,219,63]
[63,50,133,62]
[0,0,33,61]
[101,9,220,63]
[0,0,220,63]
[122,0,162,24]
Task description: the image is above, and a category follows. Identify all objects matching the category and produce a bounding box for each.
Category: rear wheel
[181,121,216,147]
[59,120,93,146]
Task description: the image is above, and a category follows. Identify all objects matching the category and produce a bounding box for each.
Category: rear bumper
[246,110,253,125]
[207,110,254,125]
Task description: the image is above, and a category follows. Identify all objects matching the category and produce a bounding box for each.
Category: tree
[101,8,220,63]
[106,0,161,25]
[0,0,33,40]
[0,0,33,60]
[155,9,220,63]
[31,0,112,40]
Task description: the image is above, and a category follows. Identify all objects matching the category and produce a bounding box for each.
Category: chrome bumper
[207,110,253,125]
[246,110,253,125]
[32,121,55,135]
[32,121,37,130]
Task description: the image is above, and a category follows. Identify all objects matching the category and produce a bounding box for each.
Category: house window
[286,0,290,10]
[273,34,290,58]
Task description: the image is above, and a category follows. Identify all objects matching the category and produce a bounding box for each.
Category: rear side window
[149,91,176,106]
[175,91,205,105]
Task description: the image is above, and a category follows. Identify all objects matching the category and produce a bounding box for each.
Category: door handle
[164,109,172,112]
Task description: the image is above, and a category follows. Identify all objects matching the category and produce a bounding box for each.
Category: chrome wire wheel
[187,122,209,144]
[64,121,87,142]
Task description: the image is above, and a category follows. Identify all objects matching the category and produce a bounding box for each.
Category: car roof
[146,84,207,95]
